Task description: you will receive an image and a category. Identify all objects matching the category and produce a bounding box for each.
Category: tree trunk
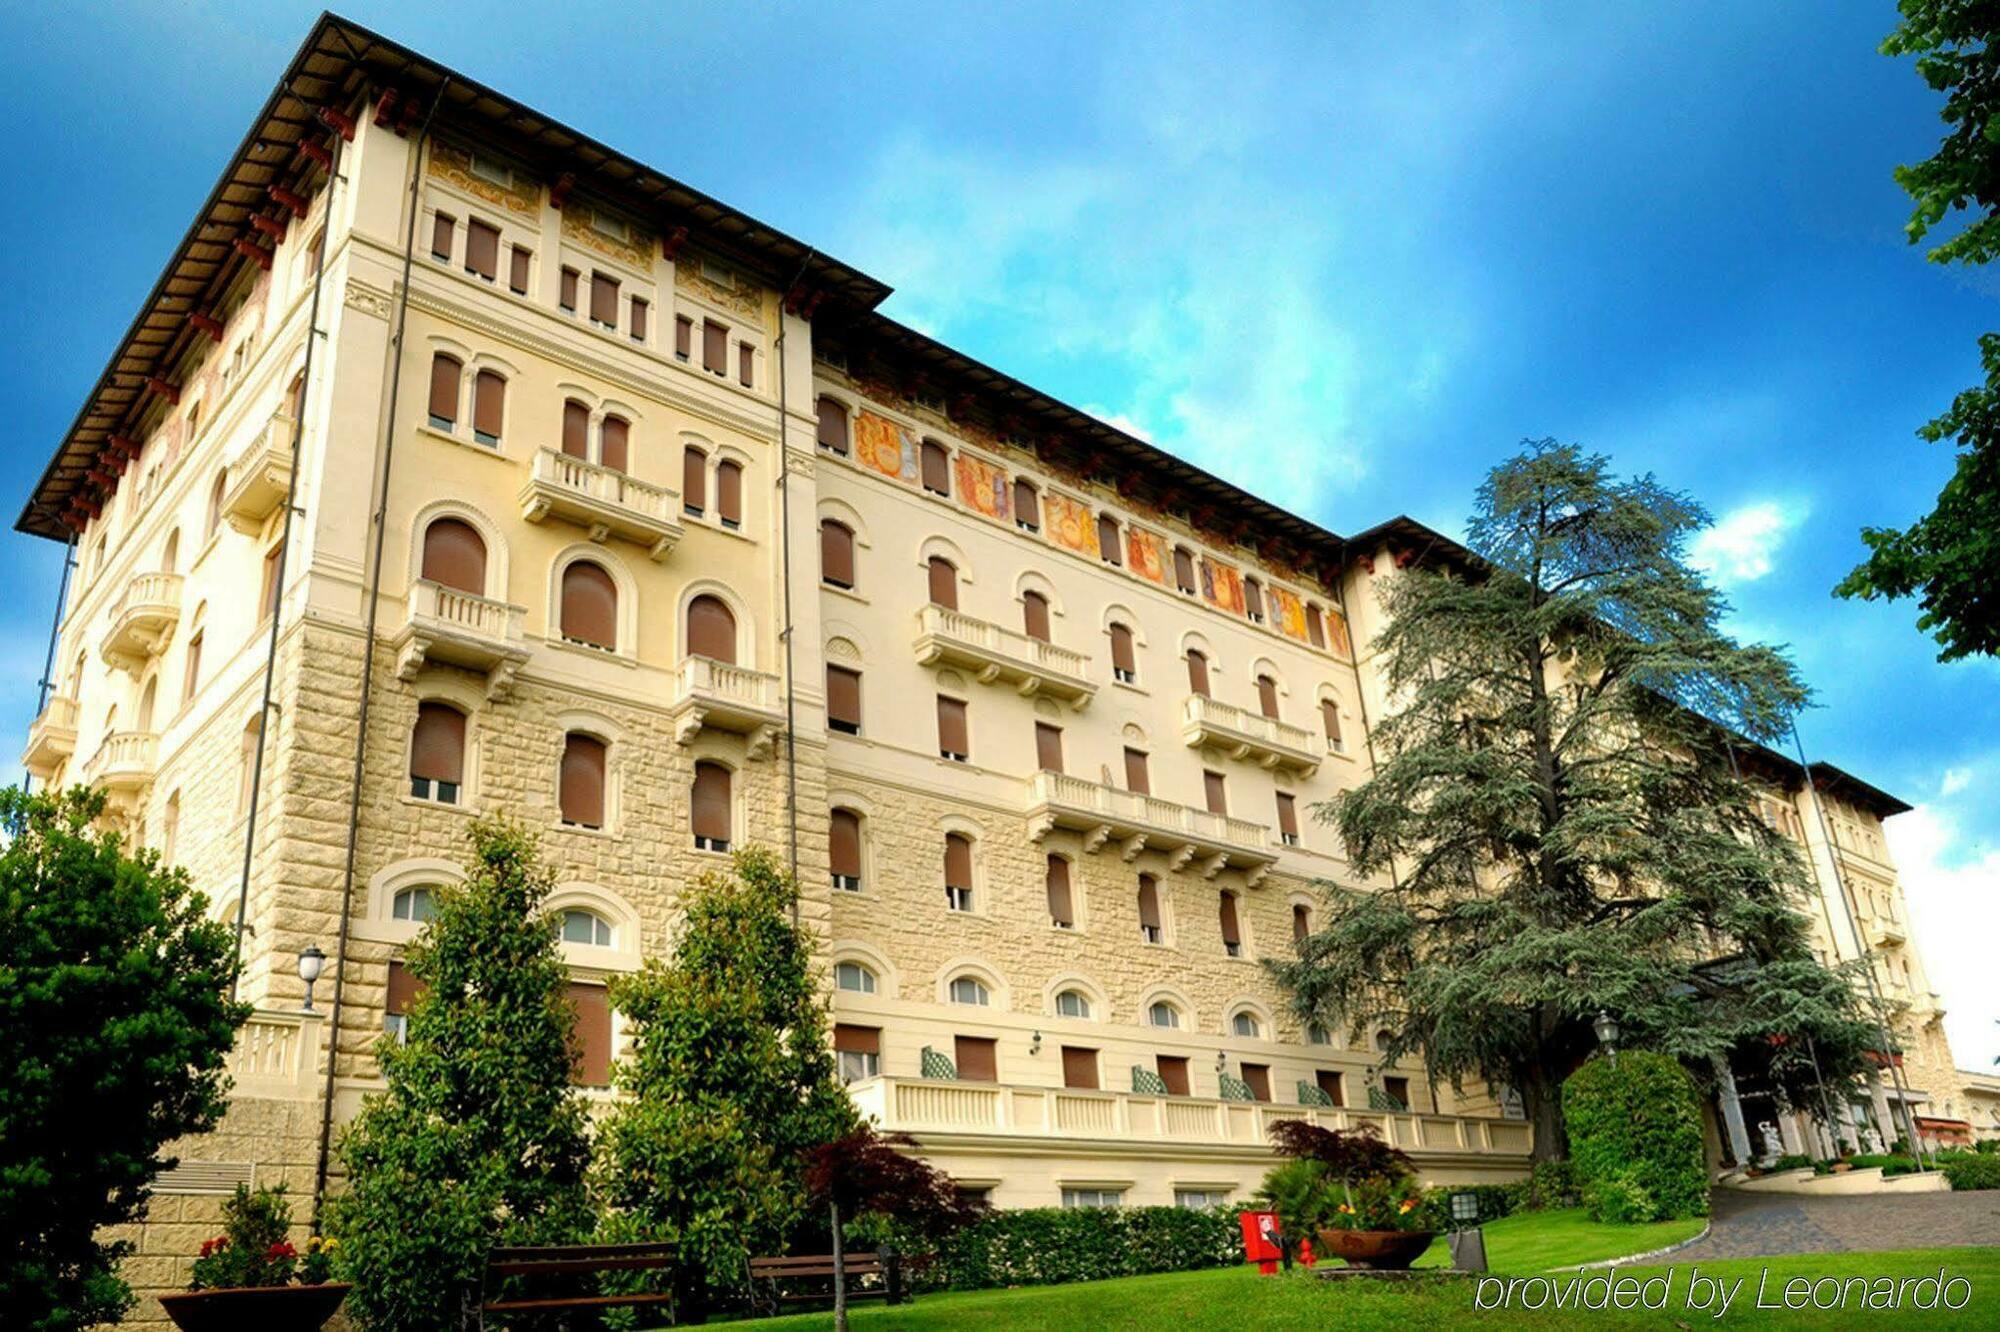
[1521,1060,1570,1164]
[830,1200,847,1332]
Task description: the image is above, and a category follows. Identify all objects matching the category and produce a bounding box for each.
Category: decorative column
[1870,1071,1899,1151]
[1711,1055,1754,1167]
[1775,1093,1805,1156]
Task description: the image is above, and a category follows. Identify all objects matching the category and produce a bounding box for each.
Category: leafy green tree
[0,785,247,1332]
[1836,1,2000,659]
[1269,442,1875,1160]
[328,817,593,1331]
[595,847,855,1317]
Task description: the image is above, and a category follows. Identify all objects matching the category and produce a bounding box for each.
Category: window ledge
[680,513,759,546]
[552,821,622,843]
[400,794,477,816]
[418,423,511,461]
[822,583,870,607]
[1111,679,1150,697]
[541,637,638,669]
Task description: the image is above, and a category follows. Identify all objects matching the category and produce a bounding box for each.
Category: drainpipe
[26,533,78,791]
[774,251,815,920]
[311,86,446,1230]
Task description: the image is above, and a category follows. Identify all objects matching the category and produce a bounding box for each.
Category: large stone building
[13,14,1976,1317]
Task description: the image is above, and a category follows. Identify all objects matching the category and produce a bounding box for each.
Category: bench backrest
[749,1253,885,1278]
[487,1242,677,1279]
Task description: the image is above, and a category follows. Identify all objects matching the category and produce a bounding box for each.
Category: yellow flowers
[304,1235,339,1253]
[1398,1198,1418,1214]
[1336,1203,1356,1215]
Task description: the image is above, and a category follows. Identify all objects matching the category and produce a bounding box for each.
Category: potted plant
[158,1184,348,1332]
[1259,1121,1435,1270]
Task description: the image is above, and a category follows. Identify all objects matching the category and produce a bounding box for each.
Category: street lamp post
[1593,1010,1621,1069]
[298,943,327,1013]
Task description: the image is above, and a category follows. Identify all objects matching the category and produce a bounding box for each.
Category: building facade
[12,16,1976,1319]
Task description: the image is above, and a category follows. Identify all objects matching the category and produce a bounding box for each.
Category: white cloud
[1886,801,2000,1073]
[1940,767,1974,798]
[1083,406,1155,444]
[1690,500,1807,585]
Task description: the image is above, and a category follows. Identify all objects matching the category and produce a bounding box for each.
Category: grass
[1409,1206,1706,1271]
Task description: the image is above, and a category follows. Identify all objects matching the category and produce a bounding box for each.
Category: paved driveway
[1666,1187,2000,1262]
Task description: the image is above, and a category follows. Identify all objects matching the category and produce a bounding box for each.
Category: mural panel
[1270,585,1310,642]
[954,454,1012,524]
[1200,558,1246,615]
[855,411,920,485]
[1045,492,1099,558]
[1126,528,1168,584]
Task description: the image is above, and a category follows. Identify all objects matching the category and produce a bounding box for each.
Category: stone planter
[158,1282,350,1332]
[1315,1228,1435,1270]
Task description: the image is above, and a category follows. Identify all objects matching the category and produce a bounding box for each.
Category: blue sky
[2,2,1994,1068]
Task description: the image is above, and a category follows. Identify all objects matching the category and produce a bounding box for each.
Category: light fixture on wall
[1215,1049,1227,1073]
[1593,1010,1621,1068]
[1029,1031,1042,1056]
[298,943,327,1013]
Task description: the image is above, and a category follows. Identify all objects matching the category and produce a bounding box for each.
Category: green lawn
[1409,1206,1706,1271]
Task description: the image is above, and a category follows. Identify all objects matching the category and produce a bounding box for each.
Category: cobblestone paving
[1665,1187,2000,1262]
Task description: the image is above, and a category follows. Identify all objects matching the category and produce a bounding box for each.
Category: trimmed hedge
[860,1205,1241,1292]
[1942,1153,2000,1191]
[1562,1052,1708,1222]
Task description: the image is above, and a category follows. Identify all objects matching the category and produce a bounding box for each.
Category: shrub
[189,1185,300,1291]
[1421,1183,1516,1227]
[1253,1159,1346,1238]
[1583,1171,1655,1225]
[1846,1153,1921,1177]
[1771,1153,1815,1173]
[1942,1154,2000,1191]
[1512,1159,1581,1212]
[1976,1139,1997,1155]
[1262,1121,1427,1231]
[1562,1052,1708,1221]
[875,1206,1241,1292]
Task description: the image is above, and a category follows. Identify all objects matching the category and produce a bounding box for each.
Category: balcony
[391,580,531,700]
[912,606,1095,708]
[1023,770,1276,886]
[22,694,79,780]
[220,411,296,535]
[98,571,184,676]
[667,655,784,757]
[82,730,158,795]
[1871,919,1908,948]
[849,1076,1533,1165]
[518,449,682,560]
[1181,695,1320,777]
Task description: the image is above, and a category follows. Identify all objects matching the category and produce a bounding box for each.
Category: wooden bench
[476,1240,678,1327]
[747,1249,908,1315]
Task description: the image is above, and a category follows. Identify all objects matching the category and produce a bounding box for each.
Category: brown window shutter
[826,666,862,731]
[833,1023,880,1055]
[472,370,505,440]
[675,314,693,359]
[1173,547,1196,592]
[1219,891,1242,946]
[686,594,737,663]
[1045,855,1073,926]
[937,696,969,758]
[560,733,606,828]
[1316,1069,1344,1106]
[816,397,849,454]
[410,703,465,784]
[820,521,855,587]
[1258,675,1280,719]
[926,557,957,610]
[590,272,619,325]
[261,543,284,619]
[1137,874,1162,929]
[1156,1054,1190,1096]
[738,343,754,386]
[830,808,863,878]
[1123,747,1150,794]
[386,959,427,1015]
[600,416,629,473]
[562,400,590,458]
[427,353,460,425]
[1022,591,1051,642]
[1307,605,1327,648]
[420,518,487,594]
[921,441,950,494]
[1244,578,1264,619]
[560,266,579,311]
[465,219,499,279]
[1241,1062,1272,1102]
[508,245,531,294]
[630,296,649,341]
[682,447,707,512]
[1292,903,1310,942]
[430,212,454,260]
[944,831,973,888]
[1186,650,1210,697]
[1204,771,1227,815]
[691,761,732,842]
[703,320,728,373]
[560,561,618,649]
[1321,698,1342,745]
[954,1035,997,1083]
[1110,623,1136,676]
[1061,1046,1098,1090]
[1097,515,1121,564]
[1014,479,1039,527]
[716,460,743,525]
[1277,793,1299,839]
[1035,722,1064,773]
[567,983,612,1087]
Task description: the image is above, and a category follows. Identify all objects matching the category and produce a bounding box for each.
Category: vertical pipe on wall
[26,533,78,791]
[774,252,815,918]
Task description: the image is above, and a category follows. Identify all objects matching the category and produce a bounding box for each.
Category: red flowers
[265,1240,298,1262]
[197,1237,228,1259]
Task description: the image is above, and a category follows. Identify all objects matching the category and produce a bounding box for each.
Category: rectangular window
[954,1035,998,1083]
[1321,698,1344,753]
[937,695,969,762]
[1240,1062,1272,1103]
[1203,770,1227,817]
[738,343,754,387]
[465,218,499,280]
[683,448,707,516]
[508,245,531,295]
[590,272,619,327]
[1123,747,1150,795]
[1060,1187,1124,1209]
[260,542,284,622]
[1110,624,1137,683]
[703,320,728,374]
[559,734,607,829]
[1061,1046,1099,1090]
[830,809,863,891]
[427,353,459,429]
[1219,891,1243,958]
[1046,856,1074,929]
[1244,578,1265,624]
[1014,480,1040,531]
[1382,1076,1411,1110]
[716,461,743,529]
[675,314,693,360]
[1315,1070,1345,1107]
[1175,1189,1230,1209]
[921,442,951,496]
[630,296,649,342]
[1155,1054,1190,1096]
[827,666,862,735]
[385,959,426,1043]
[568,983,612,1087]
[1173,547,1198,594]
[1034,722,1064,773]
[1138,875,1163,945]
[1097,514,1121,565]
[430,212,454,262]
[834,1024,880,1084]
[816,398,849,455]
[1277,792,1300,846]
[559,266,579,313]
[945,833,974,913]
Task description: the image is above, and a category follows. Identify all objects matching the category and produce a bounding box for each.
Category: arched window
[716,459,744,529]
[237,714,262,813]
[1292,903,1311,942]
[1185,648,1211,697]
[427,352,461,429]
[137,677,158,733]
[1244,577,1266,624]
[1109,623,1137,683]
[287,369,307,421]
[820,520,855,588]
[1306,603,1328,649]
[1014,478,1040,532]
[562,399,589,458]
[1045,854,1074,929]
[1137,873,1163,944]
[559,561,617,650]
[559,733,607,829]
[944,832,973,912]
[691,761,731,851]
[1097,514,1121,565]
[830,808,864,891]
[471,370,506,446]
[948,976,990,1006]
[1232,1012,1262,1039]
[683,445,708,516]
[561,908,613,947]
[182,624,204,706]
[1172,546,1197,594]
[600,415,630,473]
[1307,1023,1333,1046]
[410,702,465,804]
[1320,698,1343,751]
[1256,673,1280,720]
[686,593,737,663]
[160,529,179,575]
[834,961,876,994]
[205,472,227,540]
[816,396,849,455]
[1022,590,1052,643]
[1147,1000,1181,1029]
[1376,1029,1396,1054]
[421,517,487,595]
[926,556,957,610]
[1055,989,1091,1019]
[392,886,438,922]
[920,439,950,496]
[1219,891,1243,958]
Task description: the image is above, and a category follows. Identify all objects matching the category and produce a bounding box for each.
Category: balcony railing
[667,655,783,757]
[1181,694,1320,776]
[1023,770,1275,885]
[22,693,79,779]
[82,729,159,794]
[519,448,683,560]
[1870,919,1908,948]
[98,571,184,675]
[392,579,530,699]
[228,1009,323,1100]
[849,1076,1533,1162]
[913,605,1096,707]
[220,411,296,534]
